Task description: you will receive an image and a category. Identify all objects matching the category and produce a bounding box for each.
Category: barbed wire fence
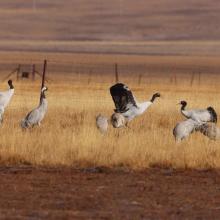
[0,60,219,86]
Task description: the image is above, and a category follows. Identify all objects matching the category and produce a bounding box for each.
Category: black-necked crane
[110,83,160,122]
[96,83,160,133]
[179,100,217,124]
[0,80,14,123]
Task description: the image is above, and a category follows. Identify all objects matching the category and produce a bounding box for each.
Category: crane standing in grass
[0,80,15,123]
[21,86,48,129]
[173,119,201,142]
[96,114,109,133]
[174,100,218,142]
[179,100,217,124]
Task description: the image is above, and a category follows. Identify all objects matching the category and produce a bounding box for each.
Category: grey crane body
[0,107,4,124]
[198,123,220,140]
[96,113,127,133]
[111,112,127,128]
[21,87,48,129]
[173,119,200,142]
[179,101,217,124]
[96,114,108,133]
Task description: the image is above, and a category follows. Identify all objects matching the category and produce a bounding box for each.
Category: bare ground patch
[0,166,220,219]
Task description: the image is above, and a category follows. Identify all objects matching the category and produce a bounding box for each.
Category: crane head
[41,86,48,92]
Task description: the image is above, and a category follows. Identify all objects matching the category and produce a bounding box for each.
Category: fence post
[41,60,47,89]
[174,73,177,85]
[115,63,119,83]
[88,71,92,84]
[32,64,35,81]
[17,64,20,81]
[138,73,142,85]
[190,72,195,86]
[198,71,201,86]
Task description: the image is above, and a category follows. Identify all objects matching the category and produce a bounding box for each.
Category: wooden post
[138,73,142,85]
[174,73,177,85]
[170,74,173,84]
[17,64,20,81]
[32,64,35,81]
[88,71,92,84]
[115,63,119,83]
[41,60,47,89]
[40,60,47,100]
[198,71,201,86]
[190,72,195,86]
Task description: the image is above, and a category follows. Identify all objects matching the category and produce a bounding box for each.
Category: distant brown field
[0,51,219,169]
[1,0,220,42]
[0,1,220,55]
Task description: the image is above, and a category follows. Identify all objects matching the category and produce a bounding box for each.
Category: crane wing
[186,109,217,124]
[110,83,137,113]
[25,108,40,124]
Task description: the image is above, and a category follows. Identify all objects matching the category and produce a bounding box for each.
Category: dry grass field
[0,51,219,170]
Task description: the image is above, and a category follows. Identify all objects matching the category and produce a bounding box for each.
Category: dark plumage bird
[110,83,160,121]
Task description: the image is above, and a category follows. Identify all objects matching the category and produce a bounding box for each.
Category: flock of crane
[96,83,220,142]
[0,80,48,129]
[0,79,218,142]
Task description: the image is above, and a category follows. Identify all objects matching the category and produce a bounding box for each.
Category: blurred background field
[0,0,220,55]
[1,0,220,42]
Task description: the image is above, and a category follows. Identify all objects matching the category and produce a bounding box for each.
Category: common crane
[96,114,109,133]
[96,113,127,133]
[179,100,217,125]
[173,118,201,142]
[110,83,160,122]
[21,86,48,129]
[111,112,127,128]
[198,123,220,140]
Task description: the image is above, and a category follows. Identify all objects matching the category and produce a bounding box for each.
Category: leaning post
[32,64,36,81]
[41,60,47,89]
[115,63,119,83]
[40,60,47,100]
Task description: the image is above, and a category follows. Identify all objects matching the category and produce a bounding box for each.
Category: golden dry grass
[0,52,220,170]
[1,78,220,170]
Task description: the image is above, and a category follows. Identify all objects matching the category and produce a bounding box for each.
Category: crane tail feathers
[20,119,29,129]
[207,107,217,123]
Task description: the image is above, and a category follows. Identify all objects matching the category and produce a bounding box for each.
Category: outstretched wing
[110,83,137,113]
